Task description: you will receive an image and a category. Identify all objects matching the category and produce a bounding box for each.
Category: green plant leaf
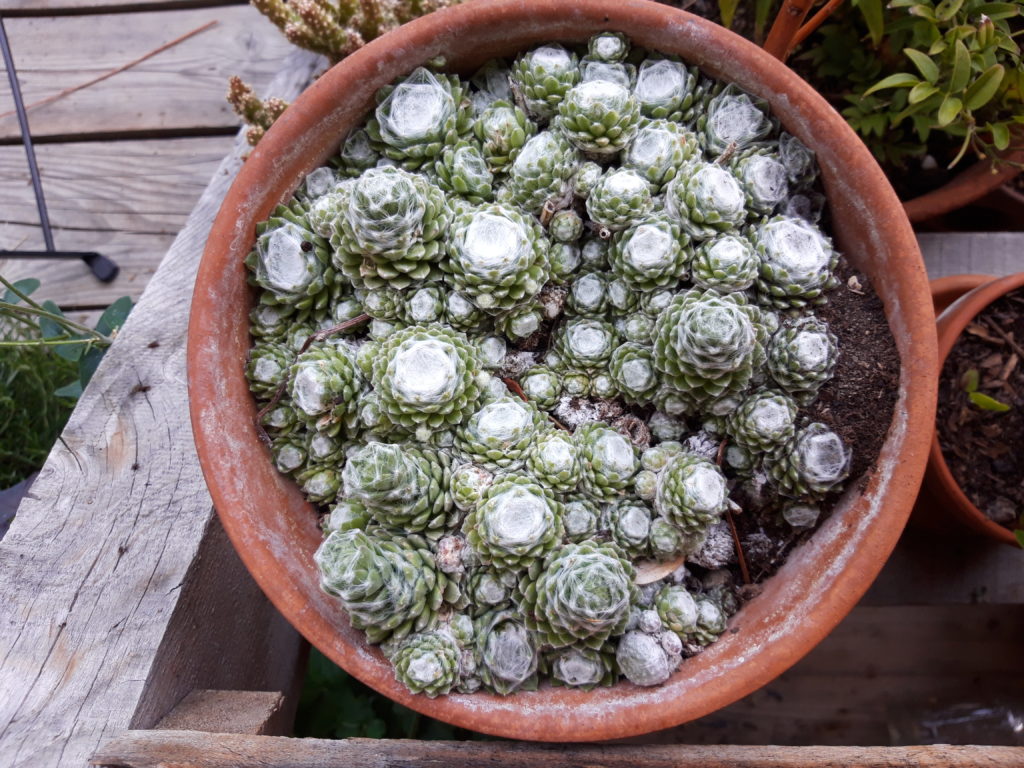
[855,0,885,46]
[968,391,1012,411]
[717,0,741,28]
[908,3,937,20]
[904,48,940,82]
[37,300,66,339]
[753,0,774,43]
[863,73,920,96]
[53,380,83,400]
[950,40,972,93]
[934,0,964,21]
[2,278,40,304]
[990,121,1011,150]
[961,368,980,393]
[78,346,105,389]
[1015,529,1024,549]
[909,82,940,104]
[929,38,948,56]
[937,95,963,126]
[964,64,1005,110]
[94,296,132,337]
[975,2,1021,20]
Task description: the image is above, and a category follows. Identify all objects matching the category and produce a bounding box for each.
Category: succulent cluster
[244,33,856,697]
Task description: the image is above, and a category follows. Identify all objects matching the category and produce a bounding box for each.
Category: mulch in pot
[937,288,1024,530]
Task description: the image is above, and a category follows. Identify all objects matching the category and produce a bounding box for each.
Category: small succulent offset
[243,33,859,697]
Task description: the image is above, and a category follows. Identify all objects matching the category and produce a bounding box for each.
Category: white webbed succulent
[753,215,839,309]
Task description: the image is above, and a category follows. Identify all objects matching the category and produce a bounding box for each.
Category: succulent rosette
[608,216,691,291]
[622,119,699,193]
[766,422,851,499]
[556,80,641,155]
[752,215,840,310]
[664,161,747,240]
[474,609,539,695]
[576,422,640,500]
[510,44,581,121]
[501,130,580,213]
[655,453,730,534]
[766,316,839,404]
[586,169,654,232]
[392,630,461,697]
[524,429,581,493]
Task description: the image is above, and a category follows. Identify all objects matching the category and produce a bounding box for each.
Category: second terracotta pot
[923,272,1024,547]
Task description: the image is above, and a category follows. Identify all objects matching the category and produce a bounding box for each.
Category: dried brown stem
[725,509,752,585]
[982,317,1024,360]
[502,377,570,431]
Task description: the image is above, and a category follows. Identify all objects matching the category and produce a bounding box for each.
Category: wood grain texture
[0,50,321,768]
[154,690,290,736]
[2,0,236,15]
[91,732,1024,768]
[0,6,297,141]
[919,232,1024,279]
[0,137,234,307]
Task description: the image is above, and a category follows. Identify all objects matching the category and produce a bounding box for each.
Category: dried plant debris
[937,288,1023,528]
[242,33,898,696]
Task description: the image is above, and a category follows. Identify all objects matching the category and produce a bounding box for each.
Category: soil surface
[937,288,1024,529]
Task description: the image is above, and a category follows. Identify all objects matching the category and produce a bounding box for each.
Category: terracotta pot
[922,272,1024,547]
[904,150,1024,223]
[187,0,937,741]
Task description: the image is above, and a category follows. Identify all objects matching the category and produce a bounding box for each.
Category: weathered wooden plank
[0,137,235,234]
[0,224,176,306]
[154,690,291,736]
[0,6,297,141]
[91,732,1024,768]
[0,49,321,768]
[918,232,1024,279]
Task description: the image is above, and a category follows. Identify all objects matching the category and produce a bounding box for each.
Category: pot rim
[187,0,937,741]
[929,272,1024,546]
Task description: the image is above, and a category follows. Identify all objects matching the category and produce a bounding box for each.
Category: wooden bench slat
[90,731,1024,768]
[0,6,297,141]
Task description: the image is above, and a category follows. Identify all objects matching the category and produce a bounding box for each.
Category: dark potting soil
[936,288,1024,529]
[731,262,901,586]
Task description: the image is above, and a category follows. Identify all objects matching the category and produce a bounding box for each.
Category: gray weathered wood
[0,49,320,768]
[3,0,230,14]
[0,6,297,141]
[154,690,291,736]
[918,232,1024,279]
[91,731,1024,768]
[0,137,234,307]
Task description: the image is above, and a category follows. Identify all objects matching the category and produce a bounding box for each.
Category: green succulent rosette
[474,100,537,173]
[654,452,729,534]
[474,608,539,695]
[565,271,610,318]
[519,365,562,410]
[245,205,335,312]
[450,462,494,512]
[731,147,789,216]
[698,85,773,157]
[494,303,543,341]
[633,57,697,122]
[366,68,471,169]
[608,342,660,405]
[664,161,747,240]
[544,643,617,689]
[608,215,691,291]
[509,44,581,121]
[270,430,307,476]
[585,169,654,232]
[766,422,851,499]
[752,215,840,310]
[315,528,457,644]
[445,203,551,312]
[466,565,516,615]
[778,132,819,191]
[556,80,641,156]
[370,323,485,431]
[287,341,364,435]
[548,209,584,243]
[576,422,639,501]
[553,317,619,373]
[622,119,699,193]
[331,128,379,178]
[295,464,342,504]
[246,340,293,399]
[691,233,759,292]
[443,290,491,333]
[687,595,729,647]
[562,494,601,542]
[766,315,838,405]
[455,397,544,470]
[727,387,798,454]
[525,429,581,494]
[331,166,451,290]
[518,539,637,649]
[463,472,564,571]
[433,140,494,204]
[396,284,446,326]
[588,31,631,63]
[571,160,603,199]
[500,130,580,213]
[601,498,653,558]
[340,441,456,535]
[392,630,461,697]
[655,584,700,637]
[652,287,767,409]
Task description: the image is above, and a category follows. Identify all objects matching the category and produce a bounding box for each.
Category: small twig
[254,313,370,443]
[0,21,218,120]
[964,323,1004,345]
[714,141,738,166]
[981,317,1024,360]
[790,0,846,50]
[715,437,728,467]
[725,509,751,585]
[1000,352,1019,382]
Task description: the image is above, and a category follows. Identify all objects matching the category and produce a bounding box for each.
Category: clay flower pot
[921,272,1024,547]
[187,0,937,741]
[904,150,1024,224]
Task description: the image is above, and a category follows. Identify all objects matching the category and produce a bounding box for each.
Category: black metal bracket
[0,16,119,284]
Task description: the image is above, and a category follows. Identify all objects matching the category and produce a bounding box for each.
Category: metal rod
[0,17,54,252]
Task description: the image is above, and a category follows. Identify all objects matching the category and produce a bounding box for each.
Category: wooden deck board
[0,6,297,141]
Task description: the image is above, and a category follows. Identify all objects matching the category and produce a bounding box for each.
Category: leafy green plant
[806,0,1023,169]
[961,367,1012,411]
[295,649,481,739]
[0,275,132,487]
